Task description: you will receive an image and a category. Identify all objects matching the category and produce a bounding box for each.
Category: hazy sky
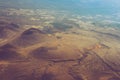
[1,0,120,8]
[0,0,120,15]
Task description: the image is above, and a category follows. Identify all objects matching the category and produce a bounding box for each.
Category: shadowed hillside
[11,28,50,47]
[0,21,19,38]
[0,0,120,79]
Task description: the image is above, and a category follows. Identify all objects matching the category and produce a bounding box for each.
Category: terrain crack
[48,50,91,65]
[91,51,120,78]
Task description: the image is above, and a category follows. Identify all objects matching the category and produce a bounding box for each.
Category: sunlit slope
[0,20,120,80]
[0,0,120,80]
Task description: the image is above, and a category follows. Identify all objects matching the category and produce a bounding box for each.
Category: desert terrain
[0,8,120,80]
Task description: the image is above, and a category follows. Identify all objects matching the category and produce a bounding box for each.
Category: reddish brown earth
[0,20,120,80]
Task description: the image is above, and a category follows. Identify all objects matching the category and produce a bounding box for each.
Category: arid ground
[0,7,120,80]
